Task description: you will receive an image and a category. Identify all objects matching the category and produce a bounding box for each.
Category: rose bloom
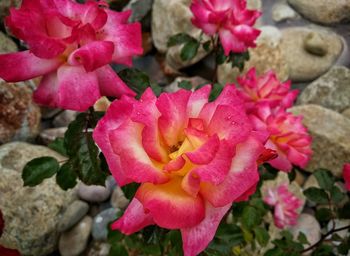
[236,68,299,112]
[262,183,303,229]
[250,104,312,172]
[0,0,142,111]
[343,163,350,191]
[93,85,266,256]
[190,0,261,55]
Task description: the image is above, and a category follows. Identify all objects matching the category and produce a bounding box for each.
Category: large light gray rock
[0,142,77,256]
[218,26,289,85]
[298,66,350,112]
[281,27,343,82]
[288,0,350,25]
[289,214,321,249]
[290,105,350,177]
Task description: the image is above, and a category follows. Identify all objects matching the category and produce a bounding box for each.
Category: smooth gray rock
[290,105,350,177]
[289,214,321,248]
[53,110,78,127]
[92,208,119,241]
[58,200,89,232]
[110,187,129,210]
[298,66,350,113]
[0,142,76,256]
[59,216,92,256]
[78,181,112,203]
[39,127,67,145]
[281,27,343,82]
[288,0,350,25]
[272,3,298,22]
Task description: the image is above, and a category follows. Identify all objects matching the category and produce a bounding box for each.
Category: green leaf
[203,41,211,52]
[64,113,107,186]
[178,80,193,90]
[229,51,250,71]
[264,248,284,256]
[297,232,309,245]
[330,185,346,203]
[314,169,334,191]
[254,227,269,246]
[216,46,227,65]
[209,83,224,102]
[303,187,329,204]
[167,33,194,47]
[338,202,350,219]
[312,244,336,256]
[338,240,350,255]
[242,206,260,229]
[180,39,200,61]
[118,68,151,98]
[22,157,59,186]
[48,138,67,156]
[121,183,140,200]
[315,208,333,222]
[56,161,77,190]
[109,243,128,256]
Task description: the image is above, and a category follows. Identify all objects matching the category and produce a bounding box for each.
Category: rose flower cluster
[0,0,313,255]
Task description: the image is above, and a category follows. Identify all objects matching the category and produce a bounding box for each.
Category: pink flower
[93,85,266,256]
[190,0,261,55]
[236,68,299,112]
[0,0,143,111]
[263,183,303,229]
[343,163,350,191]
[250,104,312,172]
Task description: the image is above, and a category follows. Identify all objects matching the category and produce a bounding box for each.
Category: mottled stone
[53,110,78,127]
[342,108,350,119]
[39,127,67,145]
[289,214,321,248]
[218,26,289,85]
[59,216,92,256]
[110,187,129,210]
[86,241,111,256]
[0,31,18,53]
[304,32,328,57]
[58,200,89,232]
[78,182,112,203]
[0,142,76,256]
[0,80,41,145]
[272,2,298,22]
[298,66,350,112]
[288,0,350,25]
[92,208,119,241]
[290,105,350,176]
[281,27,343,82]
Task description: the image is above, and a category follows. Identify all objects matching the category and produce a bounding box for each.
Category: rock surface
[290,105,350,177]
[272,2,298,22]
[78,182,112,203]
[289,214,321,248]
[288,0,350,25]
[59,216,92,256]
[0,142,76,256]
[110,187,129,210]
[92,208,119,241]
[0,81,41,144]
[164,76,208,92]
[58,200,89,232]
[0,31,18,53]
[281,27,343,82]
[218,26,289,85]
[298,66,350,112]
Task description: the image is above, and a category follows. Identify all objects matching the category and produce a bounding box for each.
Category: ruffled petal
[112,198,154,234]
[200,136,263,207]
[136,178,205,229]
[57,65,101,111]
[0,51,62,82]
[109,118,169,184]
[95,65,136,98]
[187,85,211,118]
[68,41,114,72]
[33,71,60,108]
[157,89,192,147]
[186,134,220,165]
[93,100,134,186]
[181,203,231,256]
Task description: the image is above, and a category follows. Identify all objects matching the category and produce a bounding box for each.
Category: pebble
[92,208,119,241]
[58,200,90,232]
[59,216,93,256]
[78,179,113,203]
[110,186,129,210]
[289,214,321,249]
[272,3,298,22]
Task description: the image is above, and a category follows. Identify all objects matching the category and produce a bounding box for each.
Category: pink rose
[343,163,350,191]
[263,183,303,229]
[237,68,299,112]
[0,0,143,111]
[250,104,312,172]
[190,0,261,55]
[93,85,266,256]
